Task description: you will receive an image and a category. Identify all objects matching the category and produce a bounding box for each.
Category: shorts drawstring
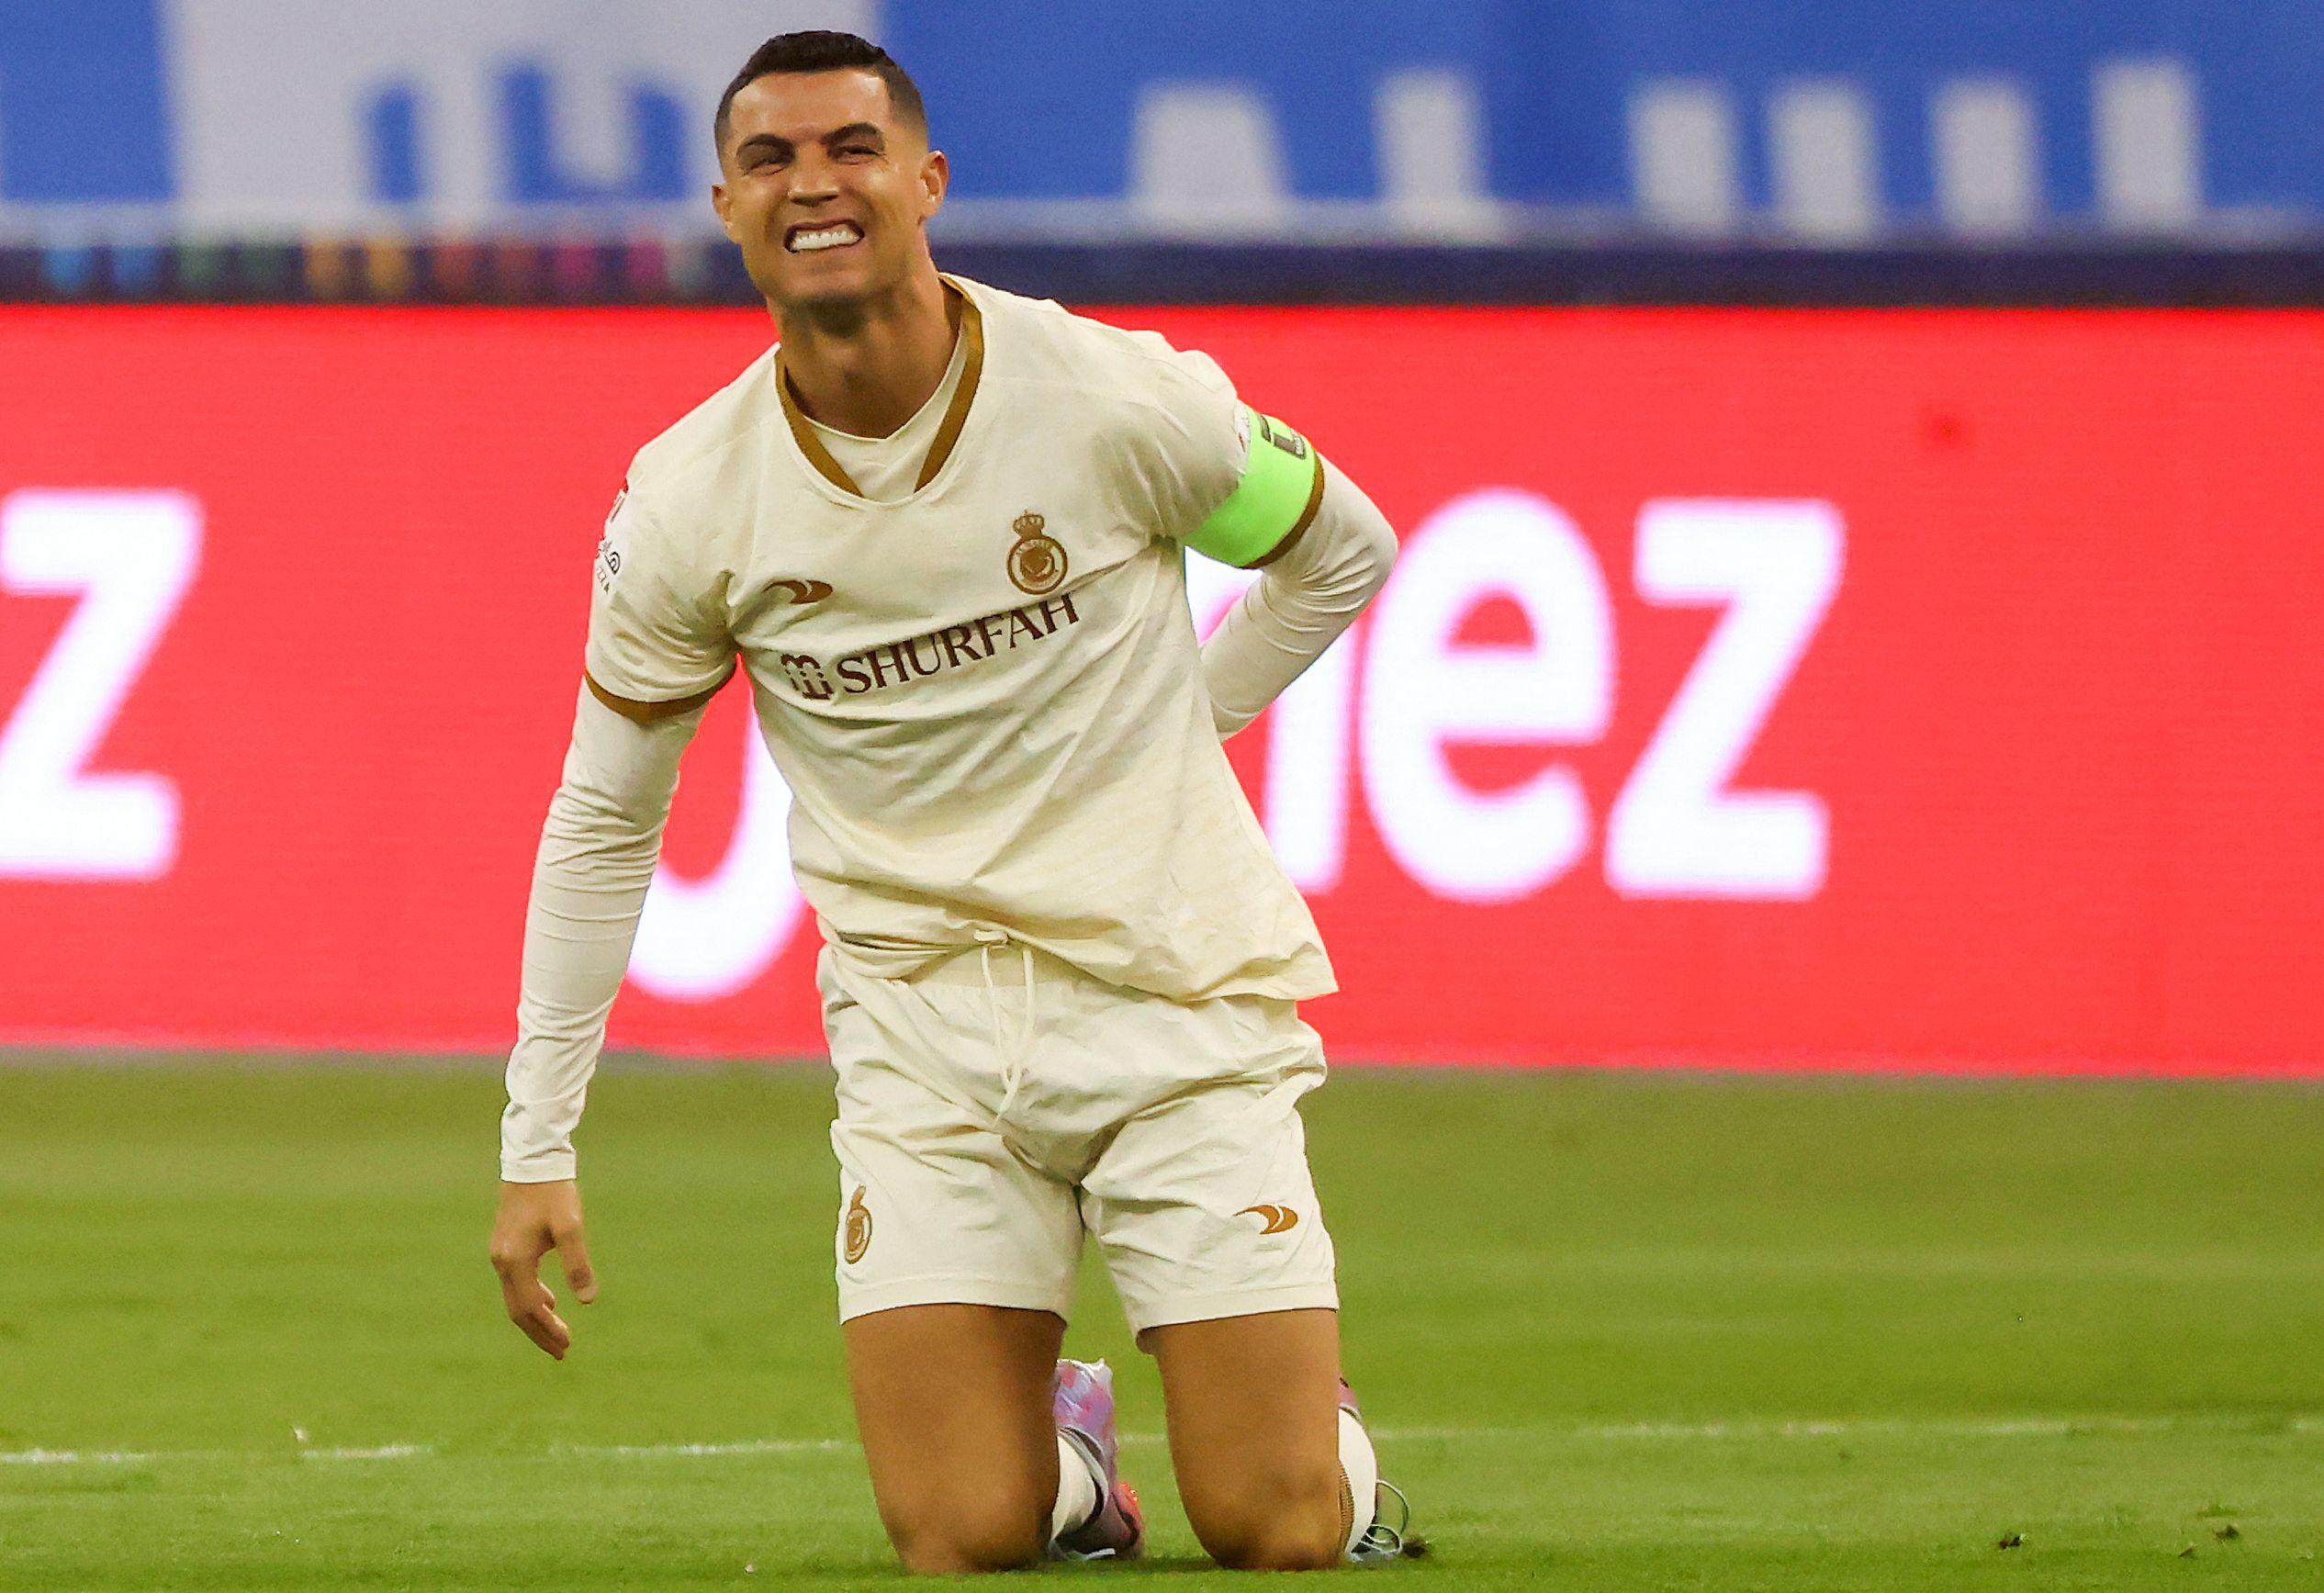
[972,927,1038,1122]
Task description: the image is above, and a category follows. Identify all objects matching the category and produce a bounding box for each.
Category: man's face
[713,70,945,313]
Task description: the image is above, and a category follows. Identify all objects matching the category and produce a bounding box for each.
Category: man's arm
[489,679,709,1358]
[1127,349,1396,735]
[1200,457,1397,738]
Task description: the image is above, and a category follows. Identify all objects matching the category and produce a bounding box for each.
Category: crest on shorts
[1006,510,1067,596]
[843,1185,873,1264]
[1240,1203,1300,1235]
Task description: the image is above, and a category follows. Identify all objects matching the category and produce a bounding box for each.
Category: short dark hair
[713,31,926,155]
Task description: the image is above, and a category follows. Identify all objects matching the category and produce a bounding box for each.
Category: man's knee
[889,1516,1047,1576]
[884,1490,1049,1575]
[1189,1463,1346,1572]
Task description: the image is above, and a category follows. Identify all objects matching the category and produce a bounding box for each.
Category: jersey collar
[776,278,985,500]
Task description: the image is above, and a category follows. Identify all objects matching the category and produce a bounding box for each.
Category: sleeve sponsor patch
[593,487,629,592]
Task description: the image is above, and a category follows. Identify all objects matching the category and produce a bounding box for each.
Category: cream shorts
[819,937,1339,1335]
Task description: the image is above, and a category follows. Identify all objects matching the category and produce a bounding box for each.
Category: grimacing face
[713,69,947,313]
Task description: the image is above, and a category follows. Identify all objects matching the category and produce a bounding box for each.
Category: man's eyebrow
[732,124,884,159]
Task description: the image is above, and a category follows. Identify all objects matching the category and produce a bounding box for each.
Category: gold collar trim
[776,281,984,499]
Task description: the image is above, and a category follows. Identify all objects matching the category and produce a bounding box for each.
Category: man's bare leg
[1143,1307,1347,1571]
[844,1304,1066,1574]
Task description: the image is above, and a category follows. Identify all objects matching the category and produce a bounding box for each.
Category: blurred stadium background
[2,3,2320,1588]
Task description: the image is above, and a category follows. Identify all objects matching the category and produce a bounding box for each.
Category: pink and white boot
[1050,1359,1145,1561]
[1340,1379,1419,1563]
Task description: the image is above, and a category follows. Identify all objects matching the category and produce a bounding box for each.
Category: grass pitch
[0,1058,2318,1589]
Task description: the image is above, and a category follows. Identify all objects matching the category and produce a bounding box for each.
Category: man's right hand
[489,1178,597,1360]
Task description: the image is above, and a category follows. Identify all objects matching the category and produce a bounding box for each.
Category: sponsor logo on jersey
[1005,510,1067,596]
[843,1185,872,1263]
[775,592,1083,702]
[769,578,834,604]
[1240,1203,1300,1234]
[777,653,835,698]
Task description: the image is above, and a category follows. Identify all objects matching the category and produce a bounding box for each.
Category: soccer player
[488,30,1406,1575]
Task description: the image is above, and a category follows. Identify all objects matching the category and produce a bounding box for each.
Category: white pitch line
[573,1438,854,1459]
[1573,1415,2324,1441]
[5,1416,2314,1469]
[1,1448,165,1467]
[298,1443,434,1462]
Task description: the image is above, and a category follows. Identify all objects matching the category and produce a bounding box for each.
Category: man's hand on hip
[489,1178,597,1359]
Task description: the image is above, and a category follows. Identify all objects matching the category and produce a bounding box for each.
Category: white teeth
[789,225,861,253]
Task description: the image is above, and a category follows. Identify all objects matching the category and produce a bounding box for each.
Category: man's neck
[776,265,959,440]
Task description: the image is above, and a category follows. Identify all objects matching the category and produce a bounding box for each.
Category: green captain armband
[1188,406,1327,568]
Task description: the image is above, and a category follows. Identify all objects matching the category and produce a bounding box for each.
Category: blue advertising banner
[0,2,2318,242]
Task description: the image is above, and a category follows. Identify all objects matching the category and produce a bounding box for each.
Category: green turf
[0,1058,2318,1589]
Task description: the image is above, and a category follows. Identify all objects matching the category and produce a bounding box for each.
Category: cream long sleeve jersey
[502,275,1395,1180]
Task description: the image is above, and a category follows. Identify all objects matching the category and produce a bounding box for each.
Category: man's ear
[712,180,739,242]
[919,149,949,220]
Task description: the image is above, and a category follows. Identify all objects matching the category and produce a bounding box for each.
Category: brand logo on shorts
[1006,510,1067,596]
[1240,1204,1300,1235]
[843,1185,873,1263]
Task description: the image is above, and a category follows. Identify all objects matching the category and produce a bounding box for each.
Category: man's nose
[790,151,842,203]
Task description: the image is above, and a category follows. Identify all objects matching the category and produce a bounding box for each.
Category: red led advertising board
[1,306,2318,1074]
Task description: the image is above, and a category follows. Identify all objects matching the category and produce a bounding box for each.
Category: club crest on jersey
[1006,510,1067,596]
